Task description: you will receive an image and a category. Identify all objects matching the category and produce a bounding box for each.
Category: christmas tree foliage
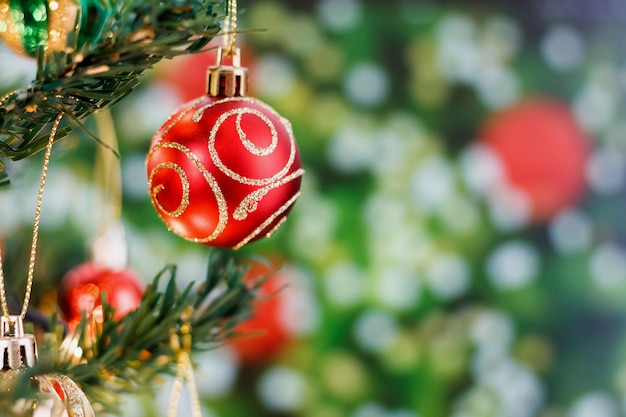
[1,250,256,415]
[2,0,626,417]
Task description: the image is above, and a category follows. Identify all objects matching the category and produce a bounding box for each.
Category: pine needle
[0,249,255,415]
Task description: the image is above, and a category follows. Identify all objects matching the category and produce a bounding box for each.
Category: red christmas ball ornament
[61,262,144,329]
[146,47,304,249]
[479,97,590,222]
[231,258,292,364]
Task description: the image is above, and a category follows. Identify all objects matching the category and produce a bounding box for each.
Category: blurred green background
[2,0,626,416]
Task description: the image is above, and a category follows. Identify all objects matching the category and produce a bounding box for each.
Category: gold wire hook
[222,0,237,56]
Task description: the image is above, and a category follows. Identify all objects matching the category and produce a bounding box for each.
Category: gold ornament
[34,373,96,417]
[0,316,95,417]
[0,0,78,57]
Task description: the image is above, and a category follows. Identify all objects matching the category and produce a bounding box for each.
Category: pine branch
[0,249,258,415]
[0,0,225,186]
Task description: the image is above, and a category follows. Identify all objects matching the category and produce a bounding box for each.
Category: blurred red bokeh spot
[231,258,293,365]
[479,97,591,222]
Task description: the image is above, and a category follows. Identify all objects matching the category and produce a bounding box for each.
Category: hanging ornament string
[0,112,64,320]
[222,0,237,56]
[168,307,202,417]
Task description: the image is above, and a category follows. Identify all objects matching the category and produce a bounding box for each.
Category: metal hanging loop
[0,315,38,370]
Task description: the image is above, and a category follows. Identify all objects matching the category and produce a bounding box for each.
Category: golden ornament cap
[0,315,38,370]
[207,47,249,97]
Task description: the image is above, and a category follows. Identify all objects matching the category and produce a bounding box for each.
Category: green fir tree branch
[1,249,258,415]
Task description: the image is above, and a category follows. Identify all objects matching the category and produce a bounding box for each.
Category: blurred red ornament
[61,262,144,329]
[479,97,590,222]
[146,48,303,249]
[231,259,292,365]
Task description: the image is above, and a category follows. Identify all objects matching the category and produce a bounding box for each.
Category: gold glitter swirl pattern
[264,217,288,239]
[148,162,190,218]
[233,168,305,221]
[207,107,293,186]
[148,142,229,242]
[235,109,279,156]
[234,191,302,250]
[193,97,298,187]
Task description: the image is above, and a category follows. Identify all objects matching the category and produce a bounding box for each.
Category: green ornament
[0,0,49,56]
[0,0,79,57]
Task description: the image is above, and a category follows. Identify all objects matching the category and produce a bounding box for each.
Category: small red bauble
[61,262,144,329]
[231,259,292,364]
[479,97,590,222]
[146,96,303,249]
